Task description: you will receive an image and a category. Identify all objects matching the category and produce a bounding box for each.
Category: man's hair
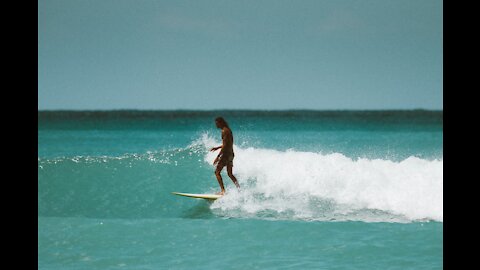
[215,117,230,129]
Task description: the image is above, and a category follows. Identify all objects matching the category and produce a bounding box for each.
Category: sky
[38,0,442,110]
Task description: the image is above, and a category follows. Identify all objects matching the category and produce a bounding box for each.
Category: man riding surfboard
[210,117,240,195]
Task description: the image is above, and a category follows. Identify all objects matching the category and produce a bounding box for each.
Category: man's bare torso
[222,127,234,154]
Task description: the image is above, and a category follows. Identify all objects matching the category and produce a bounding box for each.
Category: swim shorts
[217,152,234,168]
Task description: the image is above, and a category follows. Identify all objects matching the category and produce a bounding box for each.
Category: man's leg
[227,164,240,190]
[215,163,226,195]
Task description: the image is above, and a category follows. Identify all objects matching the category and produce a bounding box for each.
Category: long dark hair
[215,116,230,129]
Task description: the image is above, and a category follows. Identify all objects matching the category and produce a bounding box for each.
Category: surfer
[210,117,240,195]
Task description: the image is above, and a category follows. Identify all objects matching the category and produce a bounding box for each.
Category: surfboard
[171,192,223,200]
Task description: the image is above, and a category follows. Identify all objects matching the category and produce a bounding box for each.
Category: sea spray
[200,134,442,222]
[39,133,442,222]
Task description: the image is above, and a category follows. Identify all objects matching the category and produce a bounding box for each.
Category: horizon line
[38,108,443,112]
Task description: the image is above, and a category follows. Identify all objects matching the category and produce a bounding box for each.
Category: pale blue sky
[38,0,442,110]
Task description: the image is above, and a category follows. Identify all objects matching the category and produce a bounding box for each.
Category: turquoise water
[38,110,443,269]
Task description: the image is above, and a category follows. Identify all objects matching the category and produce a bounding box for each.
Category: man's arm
[210,146,222,151]
[217,130,227,155]
[210,130,226,153]
[212,130,227,165]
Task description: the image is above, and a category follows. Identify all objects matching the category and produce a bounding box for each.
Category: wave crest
[197,134,443,222]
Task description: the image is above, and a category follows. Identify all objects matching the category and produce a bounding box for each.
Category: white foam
[200,135,443,222]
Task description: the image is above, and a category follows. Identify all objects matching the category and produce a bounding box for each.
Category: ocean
[38,110,443,269]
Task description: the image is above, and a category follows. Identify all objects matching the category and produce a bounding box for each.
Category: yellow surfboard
[171,192,223,200]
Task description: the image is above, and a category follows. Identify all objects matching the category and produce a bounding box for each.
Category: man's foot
[216,191,225,195]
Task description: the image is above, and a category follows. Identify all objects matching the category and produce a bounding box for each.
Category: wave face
[38,133,442,223]
[200,135,443,222]
[39,110,443,223]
